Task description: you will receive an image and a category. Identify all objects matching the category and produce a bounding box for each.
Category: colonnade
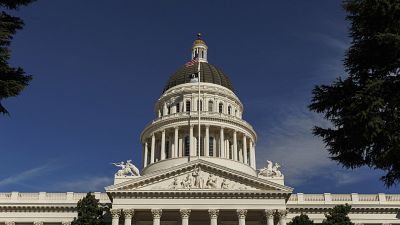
[143,125,256,169]
[110,209,288,225]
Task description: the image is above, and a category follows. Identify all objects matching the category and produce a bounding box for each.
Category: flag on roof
[185,54,198,67]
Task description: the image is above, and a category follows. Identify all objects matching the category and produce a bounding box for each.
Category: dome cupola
[192,33,208,63]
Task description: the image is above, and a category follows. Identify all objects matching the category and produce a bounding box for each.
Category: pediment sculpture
[258,160,283,178]
[113,160,140,177]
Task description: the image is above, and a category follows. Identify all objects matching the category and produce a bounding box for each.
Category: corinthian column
[237,209,247,225]
[190,125,194,156]
[111,209,121,225]
[205,125,210,156]
[5,222,15,225]
[208,209,219,225]
[144,142,148,167]
[220,127,225,158]
[151,209,163,225]
[161,130,166,160]
[278,210,288,225]
[123,209,134,225]
[174,127,179,158]
[151,133,155,163]
[33,222,43,225]
[180,209,191,225]
[242,135,247,164]
[233,130,238,161]
[264,209,275,225]
[61,221,72,225]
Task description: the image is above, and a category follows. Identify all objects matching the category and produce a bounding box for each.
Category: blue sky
[0,0,397,193]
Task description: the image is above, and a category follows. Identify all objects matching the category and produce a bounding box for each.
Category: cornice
[287,206,399,214]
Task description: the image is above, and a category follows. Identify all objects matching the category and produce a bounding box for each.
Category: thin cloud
[256,107,334,186]
[313,33,349,51]
[0,165,53,188]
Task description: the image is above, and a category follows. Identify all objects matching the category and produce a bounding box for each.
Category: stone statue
[206,174,218,189]
[258,160,283,178]
[171,177,179,189]
[192,167,204,188]
[181,174,193,189]
[113,160,140,176]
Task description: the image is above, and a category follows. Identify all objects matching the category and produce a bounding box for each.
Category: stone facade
[1,36,399,224]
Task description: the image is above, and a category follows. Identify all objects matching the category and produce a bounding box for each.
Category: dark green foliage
[309,0,400,187]
[322,204,353,225]
[0,0,35,114]
[72,193,105,225]
[288,214,314,225]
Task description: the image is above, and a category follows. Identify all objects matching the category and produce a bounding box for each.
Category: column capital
[34,222,43,225]
[190,124,194,128]
[205,124,210,128]
[151,208,163,219]
[277,209,288,218]
[123,209,135,219]
[208,209,219,219]
[264,209,275,218]
[5,222,15,225]
[61,221,72,225]
[174,126,179,130]
[111,209,121,218]
[236,209,248,219]
[180,209,191,219]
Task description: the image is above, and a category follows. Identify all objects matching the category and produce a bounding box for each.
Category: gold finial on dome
[193,33,206,45]
[197,33,202,39]
[192,33,208,62]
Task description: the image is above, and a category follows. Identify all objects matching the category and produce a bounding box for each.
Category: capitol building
[1,36,399,225]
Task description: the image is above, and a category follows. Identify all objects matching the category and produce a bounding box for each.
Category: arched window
[184,136,190,156]
[209,136,214,156]
[185,100,191,112]
[228,106,232,115]
[176,103,180,113]
[219,102,223,113]
[208,100,213,112]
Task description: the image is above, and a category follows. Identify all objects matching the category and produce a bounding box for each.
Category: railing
[288,193,400,204]
[0,192,110,203]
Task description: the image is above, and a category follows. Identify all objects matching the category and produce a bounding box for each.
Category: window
[165,141,170,159]
[197,100,203,111]
[228,106,232,115]
[219,103,223,113]
[167,106,171,115]
[209,137,214,156]
[208,100,213,112]
[184,136,190,156]
[176,103,180,113]
[185,100,191,112]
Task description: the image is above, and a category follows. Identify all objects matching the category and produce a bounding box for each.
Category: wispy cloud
[52,176,113,192]
[256,106,334,186]
[0,165,54,188]
[313,33,349,51]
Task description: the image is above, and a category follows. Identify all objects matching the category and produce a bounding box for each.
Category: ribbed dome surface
[163,62,234,93]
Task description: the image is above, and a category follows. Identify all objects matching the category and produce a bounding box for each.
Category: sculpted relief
[135,167,254,191]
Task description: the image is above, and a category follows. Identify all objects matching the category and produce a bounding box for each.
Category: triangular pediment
[105,159,293,193]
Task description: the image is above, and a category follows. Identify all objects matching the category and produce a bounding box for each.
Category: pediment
[105,160,293,193]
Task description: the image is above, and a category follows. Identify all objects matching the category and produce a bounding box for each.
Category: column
[233,131,238,161]
[111,209,121,225]
[208,209,219,225]
[151,209,163,225]
[161,130,166,160]
[123,209,134,225]
[34,222,43,225]
[205,125,210,156]
[144,142,148,167]
[237,209,247,225]
[180,209,191,225]
[151,134,156,163]
[190,125,194,156]
[174,127,179,158]
[249,140,255,168]
[278,210,287,225]
[220,127,225,158]
[243,135,247,164]
[264,210,275,225]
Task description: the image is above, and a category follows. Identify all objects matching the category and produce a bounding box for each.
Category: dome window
[184,136,190,156]
[219,103,224,113]
[176,103,180,113]
[208,100,213,112]
[228,106,232,115]
[185,100,191,112]
[197,100,203,111]
[209,136,214,156]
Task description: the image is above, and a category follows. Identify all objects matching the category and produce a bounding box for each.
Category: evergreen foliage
[72,193,105,225]
[0,0,34,114]
[322,204,353,225]
[309,0,400,187]
[288,214,314,225]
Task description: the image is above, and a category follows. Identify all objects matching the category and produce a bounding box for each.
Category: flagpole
[197,60,201,159]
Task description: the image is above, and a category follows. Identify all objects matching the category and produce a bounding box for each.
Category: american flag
[185,55,198,67]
